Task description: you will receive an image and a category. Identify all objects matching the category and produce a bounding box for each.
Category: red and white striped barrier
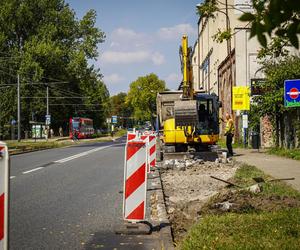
[127,133,136,142]
[0,142,9,250]
[148,135,156,168]
[123,141,147,221]
[140,135,150,173]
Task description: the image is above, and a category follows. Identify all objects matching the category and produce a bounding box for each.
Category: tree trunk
[275,114,279,148]
[279,114,285,148]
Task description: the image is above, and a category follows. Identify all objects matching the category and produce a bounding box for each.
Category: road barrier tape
[0,142,9,250]
[123,141,147,221]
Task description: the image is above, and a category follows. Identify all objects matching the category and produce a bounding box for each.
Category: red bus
[69,117,95,139]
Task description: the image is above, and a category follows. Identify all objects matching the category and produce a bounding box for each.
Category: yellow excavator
[156,35,220,153]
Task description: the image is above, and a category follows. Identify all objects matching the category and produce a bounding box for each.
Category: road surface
[9,137,160,249]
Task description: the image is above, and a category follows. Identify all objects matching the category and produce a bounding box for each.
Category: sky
[66,0,201,95]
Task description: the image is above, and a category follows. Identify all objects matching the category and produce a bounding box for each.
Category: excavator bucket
[174,100,198,127]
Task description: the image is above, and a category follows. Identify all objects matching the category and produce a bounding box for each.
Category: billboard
[232,86,250,110]
[284,79,300,108]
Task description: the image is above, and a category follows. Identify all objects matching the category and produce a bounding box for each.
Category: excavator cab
[195,93,220,136]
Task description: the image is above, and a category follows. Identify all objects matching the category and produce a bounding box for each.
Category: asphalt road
[9,137,161,250]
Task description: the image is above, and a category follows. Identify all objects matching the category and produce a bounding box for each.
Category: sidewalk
[234,148,300,192]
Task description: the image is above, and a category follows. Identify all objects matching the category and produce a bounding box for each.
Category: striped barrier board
[123,141,147,221]
[0,142,9,250]
[148,135,156,168]
[140,135,150,173]
[127,132,137,142]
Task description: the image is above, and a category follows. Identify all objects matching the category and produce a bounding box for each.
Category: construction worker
[44,127,49,142]
[224,113,234,157]
[59,126,63,137]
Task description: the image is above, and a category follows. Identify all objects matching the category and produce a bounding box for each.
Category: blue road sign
[284,79,300,108]
[45,114,51,125]
[112,115,117,124]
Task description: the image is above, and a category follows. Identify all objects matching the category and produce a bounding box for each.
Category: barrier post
[148,135,156,169]
[140,135,150,173]
[0,142,9,250]
[123,141,147,221]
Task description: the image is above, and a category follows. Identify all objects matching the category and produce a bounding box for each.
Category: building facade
[193,0,264,140]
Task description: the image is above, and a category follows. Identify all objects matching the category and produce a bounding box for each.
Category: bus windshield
[72,120,80,129]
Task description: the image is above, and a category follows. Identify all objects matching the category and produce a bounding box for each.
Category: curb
[150,165,174,250]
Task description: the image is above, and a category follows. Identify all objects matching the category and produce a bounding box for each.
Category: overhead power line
[21,96,89,99]
[49,104,102,106]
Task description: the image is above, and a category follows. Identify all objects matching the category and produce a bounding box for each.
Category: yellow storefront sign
[232,86,250,110]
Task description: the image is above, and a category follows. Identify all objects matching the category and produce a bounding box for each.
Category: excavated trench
[160,157,238,242]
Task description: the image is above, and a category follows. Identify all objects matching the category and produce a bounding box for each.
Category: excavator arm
[174,35,199,129]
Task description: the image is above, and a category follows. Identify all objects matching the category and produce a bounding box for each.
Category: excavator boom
[174,35,198,128]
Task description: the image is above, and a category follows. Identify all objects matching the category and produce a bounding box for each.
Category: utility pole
[225,0,231,55]
[17,74,21,142]
[46,85,49,115]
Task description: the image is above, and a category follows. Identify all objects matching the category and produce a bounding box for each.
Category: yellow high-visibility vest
[225,119,235,134]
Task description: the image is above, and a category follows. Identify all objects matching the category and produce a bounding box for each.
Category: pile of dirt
[160,160,238,241]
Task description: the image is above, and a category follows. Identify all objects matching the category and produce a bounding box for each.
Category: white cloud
[103,73,124,84]
[109,28,151,49]
[157,24,197,40]
[101,50,165,65]
[151,52,165,65]
[165,73,182,83]
[102,50,149,64]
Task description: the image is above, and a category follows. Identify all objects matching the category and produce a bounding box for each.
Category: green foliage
[0,0,108,136]
[110,92,133,117]
[126,73,166,121]
[253,56,300,119]
[268,147,300,161]
[257,37,290,59]
[196,0,217,18]
[114,129,127,137]
[196,1,232,44]
[110,92,133,127]
[239,0,300,49]
[180,164,300,249]
[234,164,300,198]
[180,208,300,250]
[248,104,260,132]
[212,28,232,43]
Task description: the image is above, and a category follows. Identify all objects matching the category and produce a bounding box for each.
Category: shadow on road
[85,230,159,250]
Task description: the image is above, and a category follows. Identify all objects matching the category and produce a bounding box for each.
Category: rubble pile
[160,157,237,241]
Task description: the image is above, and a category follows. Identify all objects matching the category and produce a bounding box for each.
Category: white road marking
[54,143,125,164]
[10,176,16,179]
[22,167,44,174]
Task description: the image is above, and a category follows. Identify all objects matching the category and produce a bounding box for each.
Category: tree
[196,0,232,44]
[239,0,300,49]
[126,73,166,121]
[110,92,133,127]
[0,0,108,137]
[253,56,300,147]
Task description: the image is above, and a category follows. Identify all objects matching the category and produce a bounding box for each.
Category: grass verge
[268,147,300,161]
[217,138,246,149]
[181,208,300,250]
[233,164,300,198]
[6,135,118,154]
[114,129,127,137]
[179,164,300,249]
